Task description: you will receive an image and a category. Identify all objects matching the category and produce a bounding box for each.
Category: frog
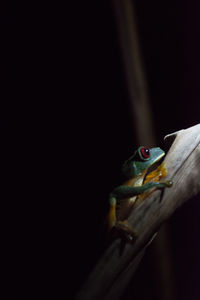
[107,146,172,242]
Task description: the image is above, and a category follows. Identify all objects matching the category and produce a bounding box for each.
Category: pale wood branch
[75,124,200,300]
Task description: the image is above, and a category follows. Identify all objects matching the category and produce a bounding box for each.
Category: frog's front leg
[112,180,172,200]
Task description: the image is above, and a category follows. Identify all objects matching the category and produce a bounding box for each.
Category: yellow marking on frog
[144,162,167,183]
[136,163,167,205]
[107,201,117,231]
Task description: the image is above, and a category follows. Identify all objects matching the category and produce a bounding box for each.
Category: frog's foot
[114,220,137,243]
[162,180,173,187]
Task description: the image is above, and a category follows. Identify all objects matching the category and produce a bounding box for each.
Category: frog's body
[108,146,172,242]
[115,170,146,222]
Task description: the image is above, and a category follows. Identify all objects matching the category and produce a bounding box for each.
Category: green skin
[109,146,172,241]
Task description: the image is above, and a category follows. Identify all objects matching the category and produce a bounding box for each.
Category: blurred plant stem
[112,0,176,299]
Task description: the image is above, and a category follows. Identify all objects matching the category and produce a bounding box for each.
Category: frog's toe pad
[114,221,137,243]
[165,180,173,187]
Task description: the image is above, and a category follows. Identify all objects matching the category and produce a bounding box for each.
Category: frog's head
[122,146,165,179]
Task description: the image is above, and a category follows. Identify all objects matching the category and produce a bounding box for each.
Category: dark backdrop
[2,1,200,299]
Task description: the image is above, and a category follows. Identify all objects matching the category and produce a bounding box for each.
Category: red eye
[140,147,150,159]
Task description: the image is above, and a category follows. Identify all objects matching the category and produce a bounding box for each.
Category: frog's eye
[140,147,150,159]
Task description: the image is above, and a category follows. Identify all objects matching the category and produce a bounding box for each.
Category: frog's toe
[114,220,137,243]
[165,180,173,187]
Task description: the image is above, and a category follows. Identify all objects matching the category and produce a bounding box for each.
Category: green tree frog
[107,146,172,242]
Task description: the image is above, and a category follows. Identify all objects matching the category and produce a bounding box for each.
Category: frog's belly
[117,176,144,221]
[117,173,145,221]
[116,195,137,221]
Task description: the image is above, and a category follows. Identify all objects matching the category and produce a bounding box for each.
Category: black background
[2,1,200,299]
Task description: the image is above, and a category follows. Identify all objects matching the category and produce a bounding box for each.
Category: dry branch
[75,124,200,300]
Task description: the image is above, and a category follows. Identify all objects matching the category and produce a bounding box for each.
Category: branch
[75,124,200,300]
